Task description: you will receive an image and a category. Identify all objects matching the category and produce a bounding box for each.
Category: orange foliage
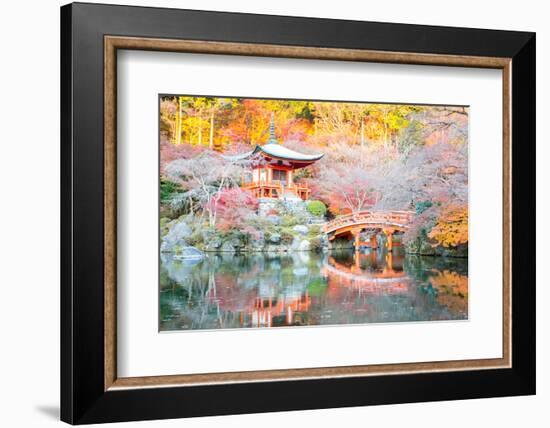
[428,205,468,247]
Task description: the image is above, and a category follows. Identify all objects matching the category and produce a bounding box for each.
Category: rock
[269,233,281,244]
[298,240,311,251]
[170,221,191,238]
[292,238,311,251]
[219,237,243,253]
[308,235,325,251]
[160,220,192,253]
[266,215,280,225]
[203,235,222,251]
[258,199,280,217]
[249,232,265,250]
[221,241,236,252]
[292,225,309,235]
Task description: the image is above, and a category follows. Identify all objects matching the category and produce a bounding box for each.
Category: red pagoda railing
[242,181,310,200]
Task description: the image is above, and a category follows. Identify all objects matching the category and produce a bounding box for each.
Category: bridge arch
[322,210,415,251]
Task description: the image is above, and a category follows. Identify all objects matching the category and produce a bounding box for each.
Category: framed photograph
[61,2,535,424]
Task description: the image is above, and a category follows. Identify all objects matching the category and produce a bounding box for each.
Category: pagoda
[232,113,323,200]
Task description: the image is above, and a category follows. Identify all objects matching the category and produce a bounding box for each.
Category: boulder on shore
[269,233,281,244]
[161,221,191,253]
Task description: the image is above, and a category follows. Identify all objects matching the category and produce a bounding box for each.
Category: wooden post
[370,234,378,249]
[353,229,362,253]
[386,252,394,273]
[384,229,394,251]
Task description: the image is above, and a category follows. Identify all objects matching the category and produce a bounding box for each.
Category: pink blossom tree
[208,188,259,235]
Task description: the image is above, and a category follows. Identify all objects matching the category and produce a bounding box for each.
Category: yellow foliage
[428,205,468,247]
[429,270,468,313]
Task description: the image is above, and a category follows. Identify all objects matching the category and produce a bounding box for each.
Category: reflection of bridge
[321,254,410,293]
[322,210,415,251]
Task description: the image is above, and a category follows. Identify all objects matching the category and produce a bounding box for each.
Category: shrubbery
[281,215,302,227]
[186,229,205,247]
[306,200,327,217]
[415,200,433,214]
[280,230,295,245]
[160,177,182,202]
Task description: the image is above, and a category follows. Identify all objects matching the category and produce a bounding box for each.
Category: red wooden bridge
[322,210,415,251]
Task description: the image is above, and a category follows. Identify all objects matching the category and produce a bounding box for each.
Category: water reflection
[160,249,468,331]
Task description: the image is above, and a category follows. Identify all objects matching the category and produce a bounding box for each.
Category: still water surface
[160,249,468,331]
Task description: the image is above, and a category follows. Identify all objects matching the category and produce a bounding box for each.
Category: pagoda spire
[268,112,278,144]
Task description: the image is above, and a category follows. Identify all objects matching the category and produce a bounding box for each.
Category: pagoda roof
[223,112,324,163]
[223,143,324,163]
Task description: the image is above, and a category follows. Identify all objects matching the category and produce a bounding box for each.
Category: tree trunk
[361,119,365,148]
[360,119,365,166]
[198,109,203,146]
[175,97,182,145]
[209,110,214,149]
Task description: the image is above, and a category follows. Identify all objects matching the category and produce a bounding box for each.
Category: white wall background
[0,0,546,427]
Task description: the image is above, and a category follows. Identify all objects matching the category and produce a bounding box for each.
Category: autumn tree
[210,188,259,234]
[428,204,468,247]
[312,164,380,215]
[165,152,248,227]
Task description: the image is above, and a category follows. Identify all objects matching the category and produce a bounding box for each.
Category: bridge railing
[323,210,415,233]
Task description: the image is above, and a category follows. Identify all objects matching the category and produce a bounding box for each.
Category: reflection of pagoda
[233,113,324,200]
[249,294,312,328]
[212,285,312,328]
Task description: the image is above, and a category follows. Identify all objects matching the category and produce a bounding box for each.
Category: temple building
[231,113,324,200]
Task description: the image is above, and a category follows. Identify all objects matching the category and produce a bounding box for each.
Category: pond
[159,249,468,331]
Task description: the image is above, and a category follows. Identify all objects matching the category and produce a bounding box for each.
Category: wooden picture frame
[61,2,535,424]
